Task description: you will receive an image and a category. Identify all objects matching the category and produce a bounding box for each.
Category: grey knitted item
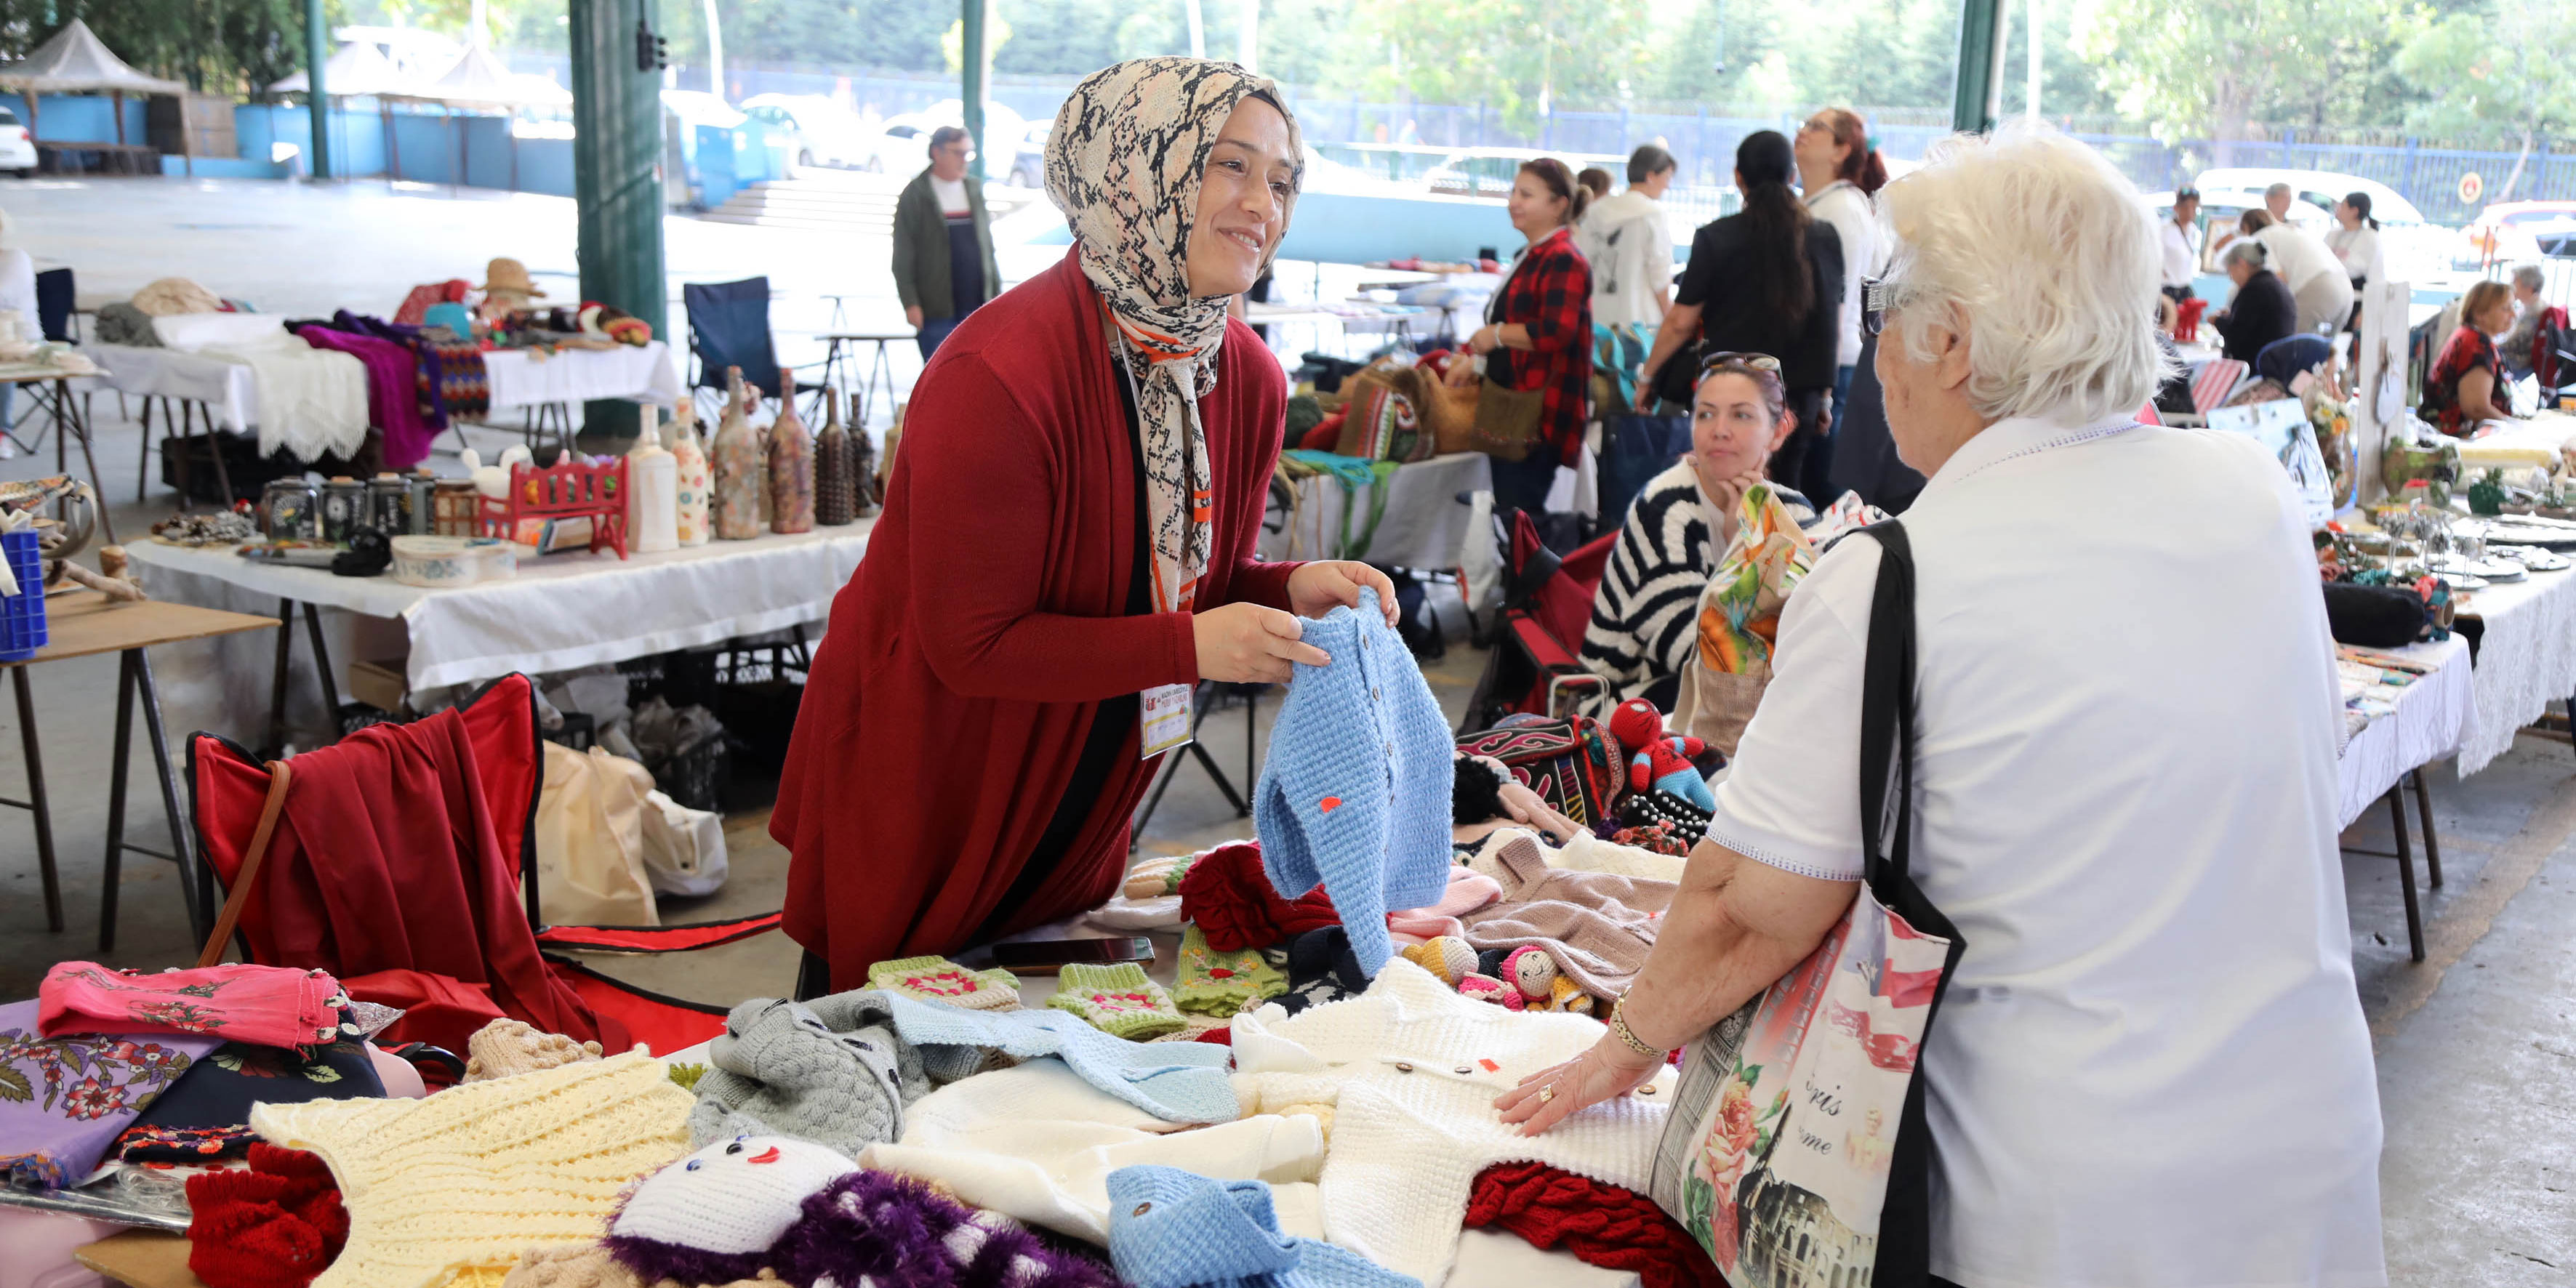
[686,990,930,1154]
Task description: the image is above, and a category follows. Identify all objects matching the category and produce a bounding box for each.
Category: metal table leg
[136,648,201,941]
[2388,787,2425,963]
[302,602,345,722]
[2410,768,2443,889]
[265,596,295,757]
[6,665,62,932]
[100,650,137,950]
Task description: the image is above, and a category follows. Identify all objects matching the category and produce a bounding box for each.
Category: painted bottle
[710,367,766,540]
[848,393,881,518]
[667,398,711,547]
[626,404,680,554]
[767,366,816,534]
[814,387,857,526]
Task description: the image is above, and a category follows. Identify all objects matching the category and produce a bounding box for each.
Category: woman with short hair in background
[2423,278,2523,435]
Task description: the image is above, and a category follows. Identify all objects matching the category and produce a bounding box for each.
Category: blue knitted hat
[1253,589,1453,976]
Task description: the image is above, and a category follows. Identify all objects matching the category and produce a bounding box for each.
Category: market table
[124,524,870,752]
[85,339,683,430]
[1261,451,1491,568]
[2449,558,2576,775]
[2336,635,2471,963]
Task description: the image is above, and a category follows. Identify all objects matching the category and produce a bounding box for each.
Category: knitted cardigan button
[1131,1202,1152,1217]
[1637,1084,1657,1095]
[1453,1066,1474,1075]
[1394,1062,1413,1072]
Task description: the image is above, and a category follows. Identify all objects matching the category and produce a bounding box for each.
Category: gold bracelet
[1608,997,1664,1059]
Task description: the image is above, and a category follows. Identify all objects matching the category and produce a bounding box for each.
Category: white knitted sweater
[1229,959,1673,1284]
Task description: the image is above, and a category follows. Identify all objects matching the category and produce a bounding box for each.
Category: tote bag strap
[1852,520,1918,896]
[195,760,292,969]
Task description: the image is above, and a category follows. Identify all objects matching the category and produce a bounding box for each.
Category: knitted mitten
[1046,963,1187,1039]
[1173,925,1287,1017]
[1120,854,1200,899]
[1400,935,1479,986]
[186,1145,350,1288]
[463,1018,603,1083]
[867,955,1022,1011]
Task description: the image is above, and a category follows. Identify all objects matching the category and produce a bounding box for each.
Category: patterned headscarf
[1046,58,1302,614]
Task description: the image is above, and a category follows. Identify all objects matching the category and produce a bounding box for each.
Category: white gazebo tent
[383,44,572,190]
[0,18,185,148]
[268,42,414,180]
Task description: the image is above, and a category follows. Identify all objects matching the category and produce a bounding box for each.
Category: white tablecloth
[2337,635,2472,829]
[127,526,869,749]
[483,341,683,413]
[1261,452,1491,568]
[86,344,259,430]
[2452,563,2576,775]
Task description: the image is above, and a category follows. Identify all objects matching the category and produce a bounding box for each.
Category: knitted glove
[1173,925,1287,1018]
[464,1018,603,1083]
[867,955,1022,1011]
[1047,963,1187,1039]
[186,1145,350,1288]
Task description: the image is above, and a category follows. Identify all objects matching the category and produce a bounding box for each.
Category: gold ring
[1538,1085,1556,1104]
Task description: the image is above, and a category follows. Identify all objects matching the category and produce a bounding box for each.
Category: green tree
[0,0,334,93]
[1333,0,1653,132]
[2395,3,2576,201]
[2070,0,2410,152]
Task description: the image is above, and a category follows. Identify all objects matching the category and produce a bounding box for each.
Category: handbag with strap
[1456,715,1621,829]
[196,761,293,968]
[1648,519,1967,1281]
[1469,374,1546,461]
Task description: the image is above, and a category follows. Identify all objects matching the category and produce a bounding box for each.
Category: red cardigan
[774,252,1301,989]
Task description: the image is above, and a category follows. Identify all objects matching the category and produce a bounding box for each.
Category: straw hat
[477,257,547,298]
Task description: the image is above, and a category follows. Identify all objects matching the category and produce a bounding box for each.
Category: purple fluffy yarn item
[606,1169,1118,1288]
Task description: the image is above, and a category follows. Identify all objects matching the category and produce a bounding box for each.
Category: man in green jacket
[893,126,1003,361]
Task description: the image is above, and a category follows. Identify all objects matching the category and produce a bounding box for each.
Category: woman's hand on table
[1496,778,1584,844]
[1494,1034,1665,1136]
[1288,561,1402,626]
[1195,603,1329,683]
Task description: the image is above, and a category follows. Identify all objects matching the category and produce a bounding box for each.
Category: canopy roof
[391,44,571,110]
[0,18,185,95]
[270,41,414,97]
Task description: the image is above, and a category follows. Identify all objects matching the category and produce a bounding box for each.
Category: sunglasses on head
[1698,350,1782,377]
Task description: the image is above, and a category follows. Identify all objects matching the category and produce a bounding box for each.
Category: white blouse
[1803,180,1883,370]
[1706,416,2386,1287]
[2326,223,2383,284]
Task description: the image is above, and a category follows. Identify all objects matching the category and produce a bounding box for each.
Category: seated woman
[2210,239,2295,365]
[2499,264,2561,387]
[1579,353,1809,711]
[2423,279,2523,435]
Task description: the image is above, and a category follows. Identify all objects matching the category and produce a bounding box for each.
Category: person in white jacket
[2243,207,2352,337]
[1575,144,1677,329]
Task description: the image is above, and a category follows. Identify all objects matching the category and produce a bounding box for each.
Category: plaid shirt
[1488,226,1594,463]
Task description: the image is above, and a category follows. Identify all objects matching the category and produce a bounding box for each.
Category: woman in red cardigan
[774,58,1397,991]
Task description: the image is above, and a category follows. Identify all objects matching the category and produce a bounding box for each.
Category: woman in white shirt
[2244,207,2354,337]
[0,209,38,435]
[1502,124,2386,1288]
[1791,107,1887,496]
[2325,191,2383,327]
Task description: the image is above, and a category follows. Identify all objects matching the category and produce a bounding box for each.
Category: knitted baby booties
[1400,935,1479,986]
[463,1018,604,1083]
[1048,962,1187,1040]
[185,1144,350,1288]
[1173,925,1287,1018]
[866,955,1022,1011]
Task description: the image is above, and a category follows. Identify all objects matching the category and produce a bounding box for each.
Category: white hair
[2264,181,2293,201]
[1878,121,2172,424]
[2513,263,2545,291]
[2222,238,2268,270]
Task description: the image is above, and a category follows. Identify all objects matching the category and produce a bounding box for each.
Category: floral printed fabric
[124,1006,383,1151]
[1694,486,1882,680]
[0,999,218,1187]
[41,962,345,1050]
[1044,57,1302,614]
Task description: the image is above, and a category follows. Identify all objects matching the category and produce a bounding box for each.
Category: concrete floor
[0,177,2570,1282]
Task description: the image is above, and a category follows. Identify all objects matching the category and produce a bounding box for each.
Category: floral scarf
[0,999,217,1188]
[1044,57,1301,613]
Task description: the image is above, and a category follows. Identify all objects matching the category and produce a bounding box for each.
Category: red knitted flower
[1176,842,1339,952]
[187,1144,350,1288]
[1464,1162,1721,1288]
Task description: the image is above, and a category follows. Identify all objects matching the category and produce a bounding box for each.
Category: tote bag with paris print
[1648,520,1967,1285]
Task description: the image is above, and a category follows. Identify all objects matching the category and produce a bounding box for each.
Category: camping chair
[1457,508,1616,735]
[682,276,827,422]
[7,267,82,448]
[188,673,782,1056]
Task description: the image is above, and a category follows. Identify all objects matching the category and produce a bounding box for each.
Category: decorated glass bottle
[709,367,767,540]
[625,405,680,554]
[848,393,882,518]
[667,397,712,547]
[767,366,816,534]
[814,388,858,526]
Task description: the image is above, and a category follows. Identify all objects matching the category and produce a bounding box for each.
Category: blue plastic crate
[0,528,47,662]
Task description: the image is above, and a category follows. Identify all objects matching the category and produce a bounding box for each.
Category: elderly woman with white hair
[1498,124,2385,1286]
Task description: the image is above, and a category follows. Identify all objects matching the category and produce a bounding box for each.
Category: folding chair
[1458,509,1616,734]
[682,276,827,422]
[189,673,782,1055]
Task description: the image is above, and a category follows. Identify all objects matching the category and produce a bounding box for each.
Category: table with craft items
[1261,451,1493,568]
[122,523,871,754]
[1,367,118,542]
[2335,635,2473,962]
[1,592,280,951]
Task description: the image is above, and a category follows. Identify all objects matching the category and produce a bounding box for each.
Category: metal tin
[319,477,366,543]
[367,473,409,536]
[431,479,479,537]
[260,478,319,542]
[407,470,438,535]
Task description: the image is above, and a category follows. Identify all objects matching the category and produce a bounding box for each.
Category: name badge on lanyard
[1140,683,1194,758]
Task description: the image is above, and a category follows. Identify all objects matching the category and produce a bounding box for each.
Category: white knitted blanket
[205,333,369,463]
[1229,959,1674,1284]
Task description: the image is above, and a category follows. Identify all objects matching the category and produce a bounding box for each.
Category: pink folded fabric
[39,962,345,1050]
[1387,911,1469,942]
[1387,869,1504,944]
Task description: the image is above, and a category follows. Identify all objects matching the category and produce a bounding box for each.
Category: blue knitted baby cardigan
[1106,1166,1420,1288]
[1253,588,1453,977]
[880,993,1238,1124]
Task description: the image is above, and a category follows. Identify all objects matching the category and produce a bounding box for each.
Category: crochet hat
[1180,842,1339,951]
[689,992,928,1155]
[1105,1165,1419,1288]
[464,1018,604,1082]
[606,1135,854,1280]
[1253,589,1453,977]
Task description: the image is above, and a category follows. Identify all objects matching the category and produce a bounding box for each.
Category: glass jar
[432,479,479,537]
[407,470,438,536]
[319,477,366,543]
[367,473,409,536]
[261,478,318,542]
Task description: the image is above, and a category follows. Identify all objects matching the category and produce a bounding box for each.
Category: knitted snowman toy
[602,1134,1115,1288]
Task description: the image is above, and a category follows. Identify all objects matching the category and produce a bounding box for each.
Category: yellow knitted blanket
[252,1052,693,1288]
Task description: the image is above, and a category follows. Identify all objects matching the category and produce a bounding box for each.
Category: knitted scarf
[1043,57,1302,613]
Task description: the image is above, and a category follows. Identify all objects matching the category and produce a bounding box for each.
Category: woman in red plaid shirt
[1450,158,1595,516]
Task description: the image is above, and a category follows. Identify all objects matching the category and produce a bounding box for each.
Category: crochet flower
[907,970,980,997]
[62,1076,128,1121]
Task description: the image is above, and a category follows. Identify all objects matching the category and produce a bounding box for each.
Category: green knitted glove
[867,955,1023,1011]
[1047,962,1187,1039]
[1173,925,1287,1017]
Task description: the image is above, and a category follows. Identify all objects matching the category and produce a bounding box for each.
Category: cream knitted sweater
[251,1053,694,1288]
[1229,960,1673,1284]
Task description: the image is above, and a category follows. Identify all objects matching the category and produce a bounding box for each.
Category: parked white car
[878,100,1030,182]
[742,94,891,172]
[0,107,32,177]
[2191,167,2452,284]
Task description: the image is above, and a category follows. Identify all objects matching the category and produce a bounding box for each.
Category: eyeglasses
[1698,350,1781,377]
[1861,278,1894,337]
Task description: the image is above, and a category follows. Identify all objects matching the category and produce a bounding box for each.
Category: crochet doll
[1501,946,1594,1015]
[603,1135,1115,1288]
